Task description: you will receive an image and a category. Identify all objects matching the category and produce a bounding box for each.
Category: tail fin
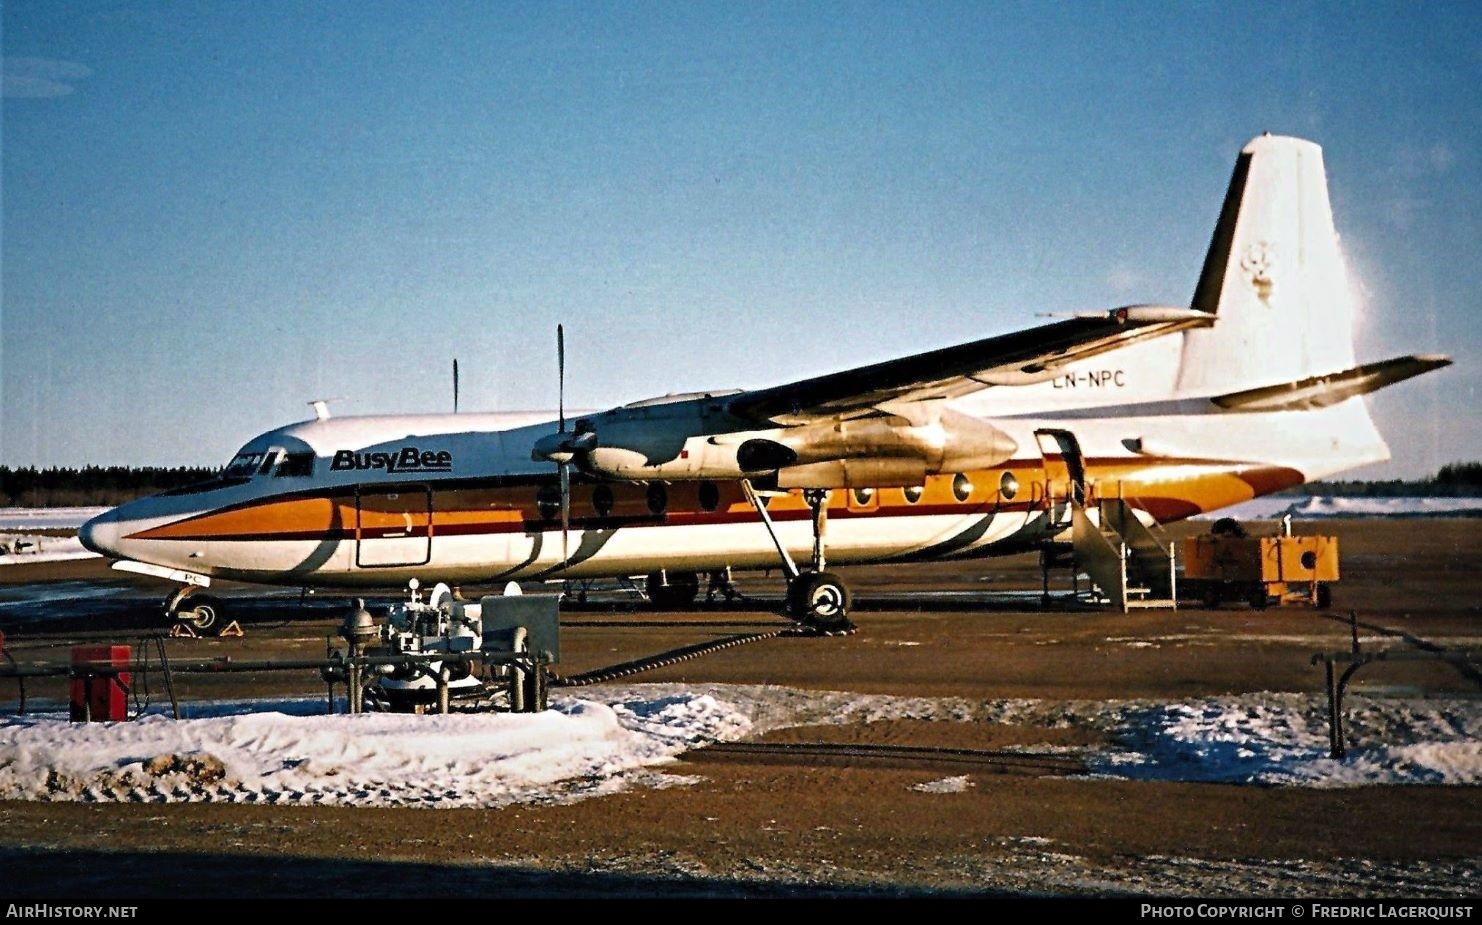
[1176,135,1359,394]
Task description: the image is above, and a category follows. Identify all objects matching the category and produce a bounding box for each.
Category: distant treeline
[1293,462,1482,498]
[1,465,217,507]
[3,461,1481,508]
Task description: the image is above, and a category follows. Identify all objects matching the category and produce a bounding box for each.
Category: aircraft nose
[78,509,122,557]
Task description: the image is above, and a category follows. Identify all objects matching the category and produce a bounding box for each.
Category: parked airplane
[80,135,1448,631]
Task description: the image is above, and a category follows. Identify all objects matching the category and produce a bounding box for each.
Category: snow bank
[0,692,753,808]
[0,507,109,530]
[0,508,106,565]
[0,535,98,565]
[1,685,1475,808]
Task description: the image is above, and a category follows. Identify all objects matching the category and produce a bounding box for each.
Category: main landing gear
[743,481,856,634]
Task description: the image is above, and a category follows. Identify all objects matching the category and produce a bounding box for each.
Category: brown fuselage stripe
[126,463,1305,543]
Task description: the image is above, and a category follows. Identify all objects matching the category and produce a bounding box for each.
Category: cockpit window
[224,451,266,478]
[277,452,315,477]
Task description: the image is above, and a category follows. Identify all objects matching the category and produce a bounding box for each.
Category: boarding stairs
[1070,498,1178,612]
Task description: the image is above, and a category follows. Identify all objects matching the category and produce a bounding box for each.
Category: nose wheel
[165,586,224,631]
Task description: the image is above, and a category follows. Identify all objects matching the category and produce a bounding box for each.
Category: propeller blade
[558,460,571,566]
[557,323,566,433]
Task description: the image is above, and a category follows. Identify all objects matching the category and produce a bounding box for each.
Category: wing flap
[726,307,1211,424]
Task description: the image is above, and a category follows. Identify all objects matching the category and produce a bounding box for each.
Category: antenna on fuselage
[309,399,333,421]
[453,358,460,414]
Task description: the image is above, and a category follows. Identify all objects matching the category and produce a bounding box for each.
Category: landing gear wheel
[1248,587,1270,611]
[788,571,854,633]
[182,594,222,631]
[165,587,222,632]
[646,571,700,609]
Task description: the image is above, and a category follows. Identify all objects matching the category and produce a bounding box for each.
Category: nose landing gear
[165,586,225,632]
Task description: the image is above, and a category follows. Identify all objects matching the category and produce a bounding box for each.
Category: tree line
[2,460,1480,508]
[1298,461,1482,498]
[1,465,218,507]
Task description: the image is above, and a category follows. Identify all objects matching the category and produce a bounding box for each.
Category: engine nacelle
[775,457,928,488]
[585,441,749,480]
[573,397,1019,483]
[757,409,1017,475]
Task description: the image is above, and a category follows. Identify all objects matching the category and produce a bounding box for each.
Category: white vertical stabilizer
[1176,135,1359,395]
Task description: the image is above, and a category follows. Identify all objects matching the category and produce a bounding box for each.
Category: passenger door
[1035,429,1088,525]
[356,484,432,568]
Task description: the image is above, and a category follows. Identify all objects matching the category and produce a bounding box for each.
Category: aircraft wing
[726,306,1212,425]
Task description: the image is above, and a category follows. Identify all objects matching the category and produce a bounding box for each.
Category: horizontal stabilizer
[1211,355,1451,412]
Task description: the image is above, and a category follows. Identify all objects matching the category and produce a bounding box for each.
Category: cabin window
[646,482,668,515]
[852,487,875,505]
[592,484,614,517]
[952,473,973,502]
[999,471,1020,500]
[277,453,315,477]
[902,485,924,504]
[698,481,720,513]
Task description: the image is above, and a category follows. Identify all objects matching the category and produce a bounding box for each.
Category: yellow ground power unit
[1181,526,1339,609]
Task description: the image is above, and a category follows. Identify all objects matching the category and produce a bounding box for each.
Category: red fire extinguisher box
[70,645,131,722]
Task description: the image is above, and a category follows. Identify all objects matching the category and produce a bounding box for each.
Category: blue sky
[3,1,1478,478]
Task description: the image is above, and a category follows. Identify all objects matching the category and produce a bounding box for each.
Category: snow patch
[913,775,973,793]
[1097,692,1482,786]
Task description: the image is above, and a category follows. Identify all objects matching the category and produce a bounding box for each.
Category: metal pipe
[1324,659,1343,758]
[325,637,336,715]
[348,657,362,715]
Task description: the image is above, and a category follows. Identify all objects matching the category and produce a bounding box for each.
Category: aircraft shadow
[0,591,1096,639]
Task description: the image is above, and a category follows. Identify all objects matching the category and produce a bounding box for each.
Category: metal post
[1041,550,1051,608]
[509,665,526,713]
[325,637,336,715]
[437,669,450,715]
[347,653,361,714]
[1325,658,1344,759]
[528,662,548,712]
